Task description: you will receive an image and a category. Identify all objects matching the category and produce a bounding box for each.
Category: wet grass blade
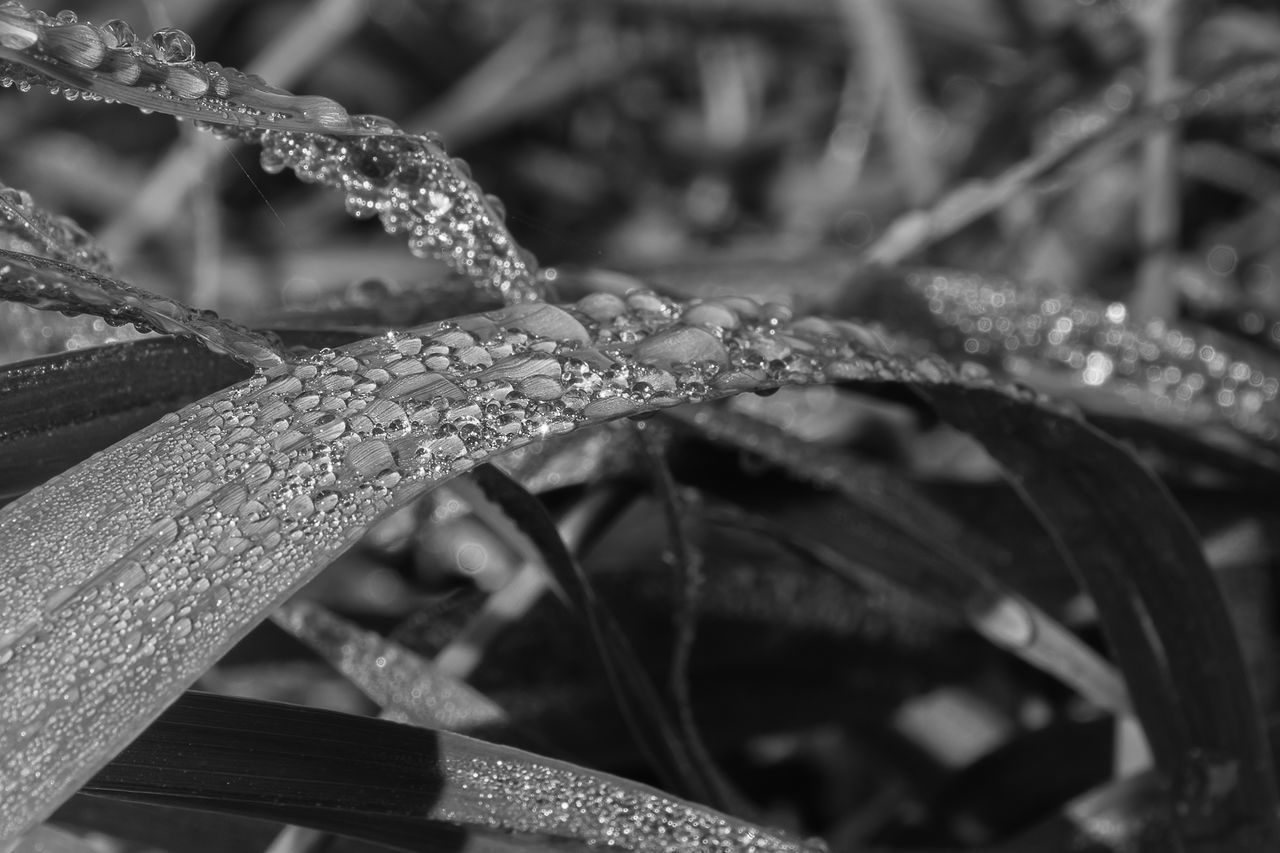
[0,289,1270,846]
[0,249,287,370]
[271,600,508,733]
[82,691,817,853]
[0,331,362,500]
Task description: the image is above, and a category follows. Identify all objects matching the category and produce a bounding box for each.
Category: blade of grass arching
[270,600,508,734]
[460,464,734,811]
[0,249,286,370]
[83,691,818,853]
[923,382,1280,849]
[0,6,543,303]
[0,290,1247,842]
[100,0,372,262]
[666,404,1128,715]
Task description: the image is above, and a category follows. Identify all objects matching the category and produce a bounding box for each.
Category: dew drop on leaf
[100,18,137,49]
[149,27,195,64]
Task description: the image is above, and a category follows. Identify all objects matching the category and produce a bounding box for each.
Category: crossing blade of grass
[463,463,733,810]
[271,600,508,734]
[81,691,818,853]
[924,382,1280,849]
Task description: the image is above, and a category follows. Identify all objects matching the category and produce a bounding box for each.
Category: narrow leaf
[925,382,1280,847]
[271,600,507,733]
[0,4,541,303]
[83,691,819,853]
[0,249,287,370]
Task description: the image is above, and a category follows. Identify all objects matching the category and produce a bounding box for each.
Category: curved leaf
[0,4,541,303]
[0,292,944,839]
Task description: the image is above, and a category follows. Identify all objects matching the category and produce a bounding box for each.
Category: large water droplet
[149,26,195,64]
[101,18,138,49]
[0,8,40,49]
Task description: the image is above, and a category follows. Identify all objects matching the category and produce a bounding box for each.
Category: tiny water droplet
[208,584,230,609]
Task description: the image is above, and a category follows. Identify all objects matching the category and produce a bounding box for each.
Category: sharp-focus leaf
[0,292,958,839]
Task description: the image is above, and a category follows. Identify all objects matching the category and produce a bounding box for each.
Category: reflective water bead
[149,27,196,64]
[100,18,137,49]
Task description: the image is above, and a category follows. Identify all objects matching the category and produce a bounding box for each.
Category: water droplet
[208,584,230,609]
[149,26,195,64]
[971,596,1037,648]
[148,600,175,626]
[101,18,138,49]
[172,617,193,638]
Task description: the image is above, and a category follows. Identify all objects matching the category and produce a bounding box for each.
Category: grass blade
[271,600,508,733]
[0,249,286,369]
[925,382,1280,847]
[83,691,818,853]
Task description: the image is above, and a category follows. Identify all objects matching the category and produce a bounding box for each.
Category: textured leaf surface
[0,292,944,840]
